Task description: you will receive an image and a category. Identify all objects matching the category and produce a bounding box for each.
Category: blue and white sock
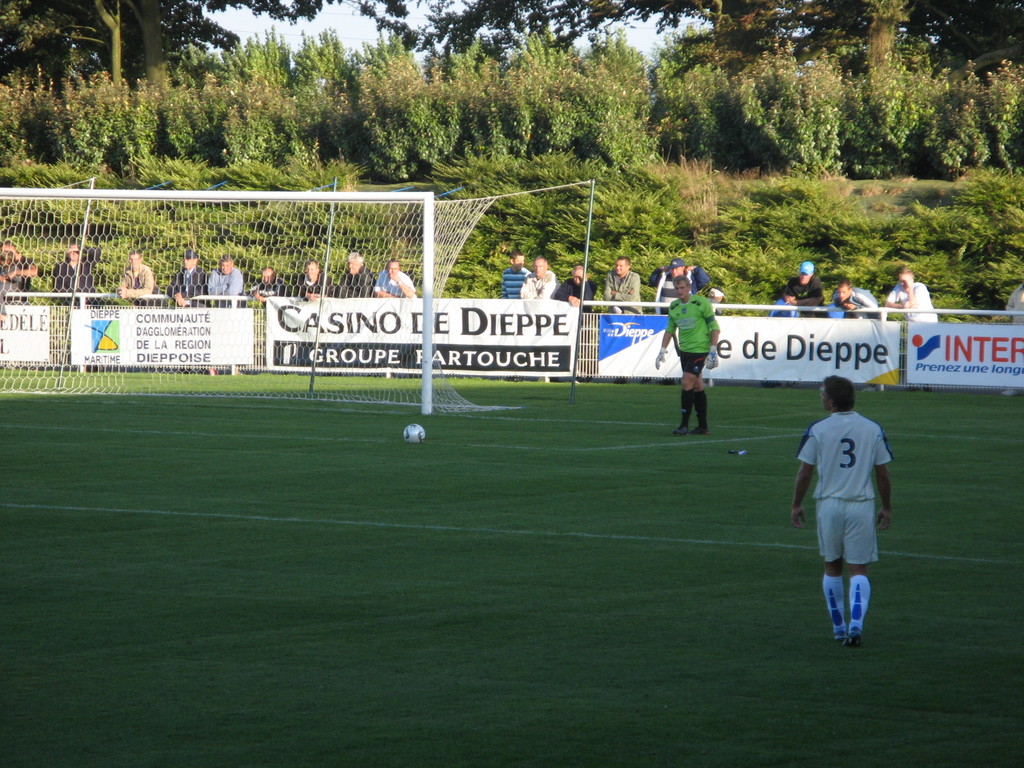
[849,575,871,635]
[823,575,846,637]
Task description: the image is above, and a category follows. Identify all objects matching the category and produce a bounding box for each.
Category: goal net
[0,187,501,413]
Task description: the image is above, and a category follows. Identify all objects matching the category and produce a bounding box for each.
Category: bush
[923,77,990,179]
[53,74,158,174]
[738,55,845,176]
[841,68,937,178]
[355,38,459,181]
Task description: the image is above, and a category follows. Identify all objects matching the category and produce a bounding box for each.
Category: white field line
[2,502,1010,565]
[0,420,796,450]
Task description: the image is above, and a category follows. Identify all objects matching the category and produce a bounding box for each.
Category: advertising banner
[0,306,51,363]
[906,323,1024,388]
[265,298,578,375]
[598,315,901,384]
[70,307,255,366]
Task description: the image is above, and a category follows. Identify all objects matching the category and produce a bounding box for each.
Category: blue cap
[668,258,687,269]
[799,260,815,275]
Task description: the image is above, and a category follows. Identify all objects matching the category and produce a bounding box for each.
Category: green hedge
[5,36,1024,183]
[1,154,1021,313]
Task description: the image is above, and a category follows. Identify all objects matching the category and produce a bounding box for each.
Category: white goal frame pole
[0,188,434,205]
[421,194,436,416]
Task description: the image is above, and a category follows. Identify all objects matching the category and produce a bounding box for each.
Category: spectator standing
[782,260,825,312]
[791,375,893,647]
[604,257,642,313]
[167,248,208,308]
[117,250,156,305]
[250,267,287,304]
[0,240,38,302]
[830,279,880,319]
[650,258,711,313]
[298,259,334,301]
[52,244,96,297]
[552,264,596,310]
[338,252,376,299]
[884,267,937,322]
[520,257,559,300]
[654,275,721,436]
[375,259,416,298]
[208,255,245,307]
[501,250,530,299]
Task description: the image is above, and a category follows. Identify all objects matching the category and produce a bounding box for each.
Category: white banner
[266,297,578,375]
[907,323,1024,387]
[70,307,255,366]
[599,316,901,384]
[0,306,51,363]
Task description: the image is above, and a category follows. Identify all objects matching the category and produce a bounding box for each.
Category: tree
[0,1,107,81]
[129,1,348,86]
[910,0,1024,79]
[1,2,365,86]
[363,1,1024,75]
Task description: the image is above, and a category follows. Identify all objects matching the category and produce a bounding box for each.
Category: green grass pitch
[2,381,1021,767]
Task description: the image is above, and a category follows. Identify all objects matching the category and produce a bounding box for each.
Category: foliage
[434,154,708,300]
[0,162,118,189]
[981,65,1024,171]
[6,34,1024,181]
[738,55,845,175]
[704,178,892,304]
[366,0,1024,76]
[355,38,460,180]
[2,154,1022,312]
[922,76,990,180]
[841,67,937,178]
[53,74,159,173]
[653,64,746,168]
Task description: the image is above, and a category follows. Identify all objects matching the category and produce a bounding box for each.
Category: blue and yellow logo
[88,320,120,353]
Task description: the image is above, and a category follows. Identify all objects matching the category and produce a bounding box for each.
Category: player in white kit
[791,376,893,647]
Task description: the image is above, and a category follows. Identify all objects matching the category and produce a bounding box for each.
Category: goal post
[0,186,497,413]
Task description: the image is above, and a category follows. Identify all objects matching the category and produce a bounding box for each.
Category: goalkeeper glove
[655,349,667,370]
[705,351,719,370]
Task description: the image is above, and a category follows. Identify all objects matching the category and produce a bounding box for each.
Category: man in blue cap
[781,260,825,312]
[649,257,710,315]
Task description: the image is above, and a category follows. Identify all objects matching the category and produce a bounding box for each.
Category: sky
[209,4,670,58]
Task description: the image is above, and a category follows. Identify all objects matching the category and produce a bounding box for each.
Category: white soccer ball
[403,423,426,443]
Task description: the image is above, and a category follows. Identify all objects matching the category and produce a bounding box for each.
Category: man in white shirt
[884,267,937,322]
[375,259,416,298]
[791,376,893,647]
[520,256,558,300]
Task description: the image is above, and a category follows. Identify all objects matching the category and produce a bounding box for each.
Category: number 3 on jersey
[840,437,856,468]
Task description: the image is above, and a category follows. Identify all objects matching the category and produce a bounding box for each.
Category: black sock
[694,390,708,428]
[679,389,695,427]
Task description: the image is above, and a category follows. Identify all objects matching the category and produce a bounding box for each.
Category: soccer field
[2,381,1021,767]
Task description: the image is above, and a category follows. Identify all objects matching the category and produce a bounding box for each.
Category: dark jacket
[337,268,376,299]
[552,277,597,310]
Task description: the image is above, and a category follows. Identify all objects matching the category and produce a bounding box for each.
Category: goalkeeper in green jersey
[655,275,721,435]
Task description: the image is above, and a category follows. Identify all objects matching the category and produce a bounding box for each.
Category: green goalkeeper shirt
[666,296,719,353]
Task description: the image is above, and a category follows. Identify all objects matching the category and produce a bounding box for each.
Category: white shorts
[815,498,879,565]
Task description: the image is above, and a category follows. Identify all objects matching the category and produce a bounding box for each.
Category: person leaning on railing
[117,250,157,306]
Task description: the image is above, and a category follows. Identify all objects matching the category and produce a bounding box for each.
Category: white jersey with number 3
[797,411,893,501]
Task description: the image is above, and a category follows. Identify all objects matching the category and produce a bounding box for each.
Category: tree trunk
[867,0,908,74]
[93,0,123,85]
[130,0,166,86]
